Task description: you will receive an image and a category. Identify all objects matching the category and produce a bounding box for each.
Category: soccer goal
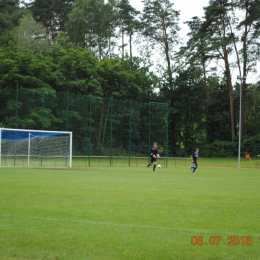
[0,128,72,168]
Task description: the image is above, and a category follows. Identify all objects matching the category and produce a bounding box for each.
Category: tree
[0,0,27,45]
[141,0,180,88]
[233,0,260,136]
[234,82,260,137]
[206,75,231,142]
[200,0,236,142]
[164,67,205,155]
[178,16,213,143]
[67,0,116,59]
[49,45,101,95]
[97,56,157,100]
[0,0,19,35]
[115,0,140,58]
[12,14,50,53]
[0,46,59,129]
[0,47,59,89]
[24,0,74,42]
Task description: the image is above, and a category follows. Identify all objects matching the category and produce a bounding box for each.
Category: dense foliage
[1,0,260,157]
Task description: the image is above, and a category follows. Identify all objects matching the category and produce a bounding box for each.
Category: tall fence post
[110,97,113,166]
[15,83,18,128]
[42,92,45,130]
[128,99,132,167]
[66,90,69,131]
[166,102,169,167]
[88,95,92,166]
[148,101,151,162]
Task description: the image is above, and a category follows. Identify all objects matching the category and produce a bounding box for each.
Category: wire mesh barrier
[0,87,169,167]
[71,156,191,167]
[70,156,260,168]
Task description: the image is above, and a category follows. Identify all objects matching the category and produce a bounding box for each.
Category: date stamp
[191,236,259,246]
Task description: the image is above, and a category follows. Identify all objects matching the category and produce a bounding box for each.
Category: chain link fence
[0,86,169,166]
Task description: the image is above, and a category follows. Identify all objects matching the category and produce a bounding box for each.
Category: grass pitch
[0,165,260,260]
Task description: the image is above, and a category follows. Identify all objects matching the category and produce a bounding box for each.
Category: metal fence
[0,85,169,163]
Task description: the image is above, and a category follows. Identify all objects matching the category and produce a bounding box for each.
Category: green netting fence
[0,86,169,166]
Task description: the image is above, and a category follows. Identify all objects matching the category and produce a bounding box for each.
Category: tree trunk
[163,29,173,88]
[122,29,124,58]
[98,101,104,144]
[102,101,110,146]
[129,32,132,58]
[241,11,249,137]
[223,46,235,142]
[202,60,210,144]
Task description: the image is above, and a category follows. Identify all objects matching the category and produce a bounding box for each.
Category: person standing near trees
[147,142,160,172]
[190,148,202,174]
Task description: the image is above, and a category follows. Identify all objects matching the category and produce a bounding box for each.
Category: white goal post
[0,128,72,168]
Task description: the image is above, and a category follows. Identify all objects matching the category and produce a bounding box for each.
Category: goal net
[0,128,72,168]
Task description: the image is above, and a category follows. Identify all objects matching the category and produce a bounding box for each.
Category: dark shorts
[150,156,157,163]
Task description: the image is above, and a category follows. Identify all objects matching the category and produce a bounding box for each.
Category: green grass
[72,156,260,168]
[2,156,260,169]
[0,164,260,260]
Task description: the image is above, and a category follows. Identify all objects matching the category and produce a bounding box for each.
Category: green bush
[241,135,260,157]
[183,136,260,158]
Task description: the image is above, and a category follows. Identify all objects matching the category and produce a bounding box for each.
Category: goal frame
[0,128,73,168]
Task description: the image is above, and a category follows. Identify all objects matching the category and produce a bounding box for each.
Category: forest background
[0,0,260,157]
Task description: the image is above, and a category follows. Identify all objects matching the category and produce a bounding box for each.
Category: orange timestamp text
[191,236,257,246]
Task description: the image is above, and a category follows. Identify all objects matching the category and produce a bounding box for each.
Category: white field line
[1,214,259,237]
[0,176,259,184]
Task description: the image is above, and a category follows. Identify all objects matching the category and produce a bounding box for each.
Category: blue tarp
[1,130,63,141]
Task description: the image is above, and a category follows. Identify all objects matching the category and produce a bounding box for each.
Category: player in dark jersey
[190,148,202,174]
[147,142,160,172]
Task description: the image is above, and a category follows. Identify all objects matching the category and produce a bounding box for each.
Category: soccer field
[0,166,260,260]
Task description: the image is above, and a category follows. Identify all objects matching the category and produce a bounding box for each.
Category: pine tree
[24,0,74,42]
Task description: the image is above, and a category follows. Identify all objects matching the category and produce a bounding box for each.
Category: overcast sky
[129,0,210,41]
